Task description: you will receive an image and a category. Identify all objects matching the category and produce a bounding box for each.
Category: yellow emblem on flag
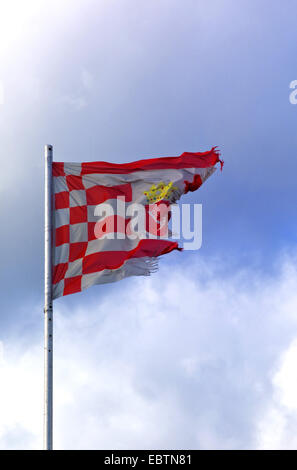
[144,181,178,204]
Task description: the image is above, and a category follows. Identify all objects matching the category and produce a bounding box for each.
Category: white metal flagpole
[44,144,53,450]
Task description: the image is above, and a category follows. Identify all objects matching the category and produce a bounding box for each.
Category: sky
[0,0,297,450]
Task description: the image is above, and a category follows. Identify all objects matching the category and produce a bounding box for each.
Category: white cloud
[0,81,3,105]
[0,341,42,449]
[1,253,297,449]
[81,68,94,91]
[58,69,94,111]
[256,338,297,449]
[60,95,87,110]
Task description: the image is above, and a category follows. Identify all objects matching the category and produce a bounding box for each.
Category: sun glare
[0,0,66,59]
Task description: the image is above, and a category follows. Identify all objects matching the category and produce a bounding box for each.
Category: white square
[53,280,64,299]
[70,223,88,243]
[54,243,69,265]
[65,258,83,278]
[64,163,81,176]
[87,205,98,222]
[54,208,69,228]
[53,176,67,194]
[70,190,87,207]
[82,174,99,190]
[85,239,104,256]
[81,272,103,291]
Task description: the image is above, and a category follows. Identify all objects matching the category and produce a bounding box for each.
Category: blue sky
[0,0,297,449]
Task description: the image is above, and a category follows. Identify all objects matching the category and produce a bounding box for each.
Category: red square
[55,225,69,246]
[88,222,97,241]
[52,162,65,177]
[66,175,85,191]
[55,191,69,210]
[86,183,132,205]
[69,242,88,262]
[53,263,68,284]
[70,205,88,225]
[82,251,126,275]
[63,276,82,296]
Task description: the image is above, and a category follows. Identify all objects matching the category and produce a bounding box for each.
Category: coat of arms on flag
[51,148,223,299]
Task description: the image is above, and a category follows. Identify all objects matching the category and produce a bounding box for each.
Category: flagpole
[44,144,53,450]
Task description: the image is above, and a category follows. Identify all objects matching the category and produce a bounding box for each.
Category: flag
[52,148,222,298]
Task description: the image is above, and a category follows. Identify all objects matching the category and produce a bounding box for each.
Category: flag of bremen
[52,148,222,299]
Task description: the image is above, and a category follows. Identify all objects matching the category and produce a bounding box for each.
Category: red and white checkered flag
[52,148,222,298]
